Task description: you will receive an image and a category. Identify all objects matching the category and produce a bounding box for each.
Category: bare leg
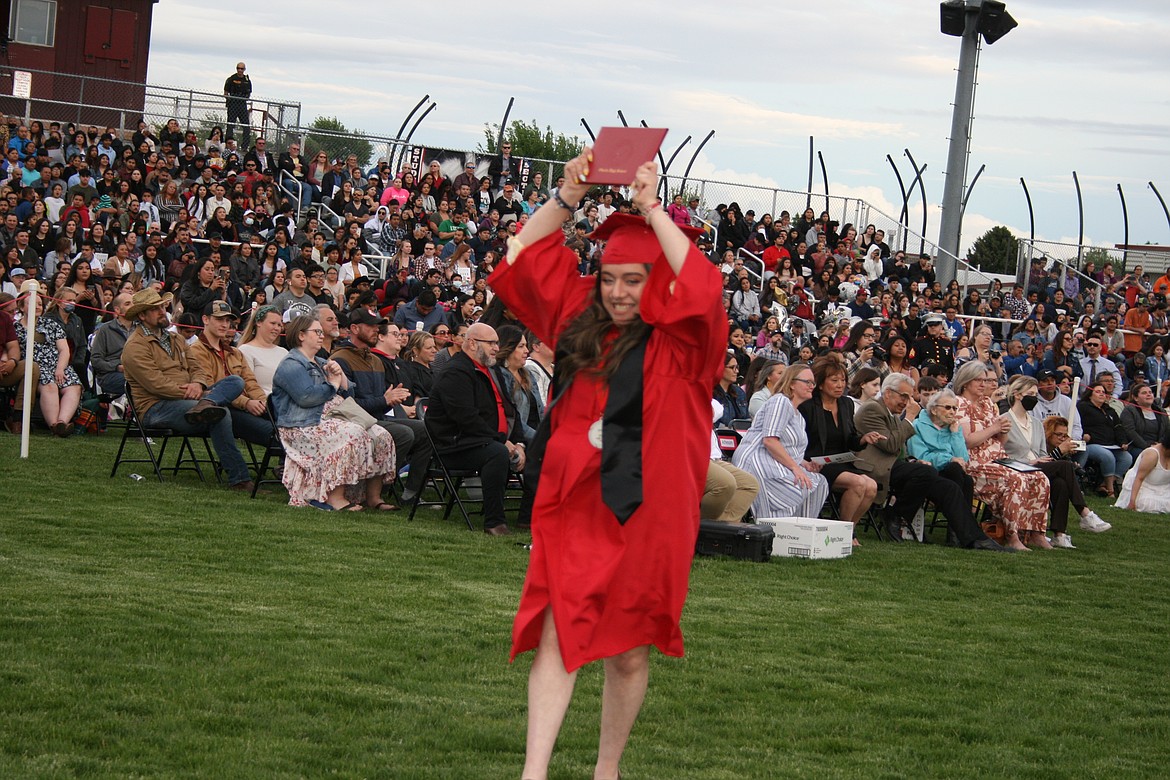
[364,476,384,507]
[39,381,60,425]
[521,607,577,780]
[58,385,81,425]
[833,473,877,545]
[594,645,650,780]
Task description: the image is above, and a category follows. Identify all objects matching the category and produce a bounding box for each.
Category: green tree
[304,116,375,168]
[480,119,582,162]
[967,225,1017,274]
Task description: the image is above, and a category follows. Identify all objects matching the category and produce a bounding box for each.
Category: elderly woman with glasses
[908,388,975,512]
[733,363,829,518]
[954,360,1051,550]
[270,314,397,511]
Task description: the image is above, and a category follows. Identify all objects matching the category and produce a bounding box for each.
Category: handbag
[323,396,379,430]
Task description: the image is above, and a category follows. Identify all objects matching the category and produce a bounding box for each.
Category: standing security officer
[911,313,955,380]
[224,62,253,147]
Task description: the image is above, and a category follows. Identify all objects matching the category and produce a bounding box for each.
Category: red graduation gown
[490,229,726,672]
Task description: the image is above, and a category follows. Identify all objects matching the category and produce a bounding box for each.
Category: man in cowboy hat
[121,289,255,491]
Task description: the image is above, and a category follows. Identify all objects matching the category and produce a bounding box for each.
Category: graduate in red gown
[489,149,726,780]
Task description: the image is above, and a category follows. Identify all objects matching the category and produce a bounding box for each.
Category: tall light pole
[936,0,1017,283]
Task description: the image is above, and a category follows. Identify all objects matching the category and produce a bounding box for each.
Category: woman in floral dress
[269,315,396,511]
[954,361,1051,550]
[14,294,81,436]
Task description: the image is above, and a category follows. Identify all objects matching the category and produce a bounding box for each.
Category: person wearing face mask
[1003,375,1108,548]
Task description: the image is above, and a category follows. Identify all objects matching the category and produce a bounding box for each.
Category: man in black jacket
[330,310,430,505]
[425,322,525,535]
[224,62,252,145]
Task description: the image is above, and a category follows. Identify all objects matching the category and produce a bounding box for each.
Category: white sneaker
[1079,510,1112,533]
[1052,533,1076,549]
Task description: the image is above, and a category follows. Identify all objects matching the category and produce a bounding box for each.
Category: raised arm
[506,147,593,257]
[630,161,692,277]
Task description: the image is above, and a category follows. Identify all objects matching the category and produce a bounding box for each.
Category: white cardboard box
[756,517,853,559]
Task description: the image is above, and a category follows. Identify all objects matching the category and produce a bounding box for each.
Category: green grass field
[2,431,1169,779]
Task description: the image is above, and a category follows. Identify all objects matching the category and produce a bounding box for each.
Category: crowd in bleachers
[1,111,1169,527]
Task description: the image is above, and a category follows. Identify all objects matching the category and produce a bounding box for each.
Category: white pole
[19,279,38,459]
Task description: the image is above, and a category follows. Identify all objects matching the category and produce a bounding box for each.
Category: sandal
[366,502,399,512]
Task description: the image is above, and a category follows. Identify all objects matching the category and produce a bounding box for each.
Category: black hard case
[695,520,774,562]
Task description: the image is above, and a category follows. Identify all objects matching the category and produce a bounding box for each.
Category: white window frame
[9,0,58,48]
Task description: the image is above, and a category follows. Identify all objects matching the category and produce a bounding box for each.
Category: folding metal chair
[405,398,478,530]
[110,384,218,483]
[245,402,286,498]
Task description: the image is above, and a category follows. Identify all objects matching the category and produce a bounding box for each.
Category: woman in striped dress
[733,363,829,518]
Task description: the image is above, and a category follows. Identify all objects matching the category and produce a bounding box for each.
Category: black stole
[524,327,652,525]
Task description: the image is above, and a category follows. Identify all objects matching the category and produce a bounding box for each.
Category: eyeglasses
[887,388,912,400]
[1086,342,1101,348]
[936,404,957,410]
[434,329,450,335]
[305,328,324,335]
[468,337,498,345]
[793,378,816,386]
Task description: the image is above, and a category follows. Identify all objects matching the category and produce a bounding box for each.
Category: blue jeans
[141,376,250,485]
[97,371,125,397]
[229,406,275,446]
[1075,444,1133,479]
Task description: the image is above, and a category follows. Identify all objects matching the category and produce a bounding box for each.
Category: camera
[989,344,1002,358]
[870,344,887,362]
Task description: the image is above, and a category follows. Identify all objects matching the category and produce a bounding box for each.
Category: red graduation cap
[588,212,705,265]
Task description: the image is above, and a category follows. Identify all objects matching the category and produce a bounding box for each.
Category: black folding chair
[245,402,286,498]
[110,384,218,482]
[405,398,478,530]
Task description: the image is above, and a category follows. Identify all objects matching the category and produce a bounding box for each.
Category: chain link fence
[0,66,300,143]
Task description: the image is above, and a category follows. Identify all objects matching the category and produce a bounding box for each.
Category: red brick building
[0,0,156,126]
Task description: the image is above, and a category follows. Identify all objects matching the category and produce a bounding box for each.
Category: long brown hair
[555,280,652,388]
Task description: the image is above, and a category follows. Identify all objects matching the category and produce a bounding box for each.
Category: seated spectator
[425,322,526,535]
[732,364,829,519]
[0,291,39,434]
[13,295,80,437]
[1078,334,1122,397]
[432,322,467,373]
[273,266,315,321]
[908,389,974,515]
[178,257,227,317]
[728,275,761,333]
[713,352,749,427]
[399,329,436,401]
[1075,379,1133,497]
[89,292,133,396]
[489,325,542,444]
[854,373,1005,550]
[798,356,881,545]
[121,289,254,491]
[954,324,1005,384]
[703,399,759,523]
[954,361,1051,550]
[334,314,431,506]
[1115,428,1170,513]
[1003,375,1109,548]
[187,300,273,445]
[393,288,446,332]
[270,314,396,511]
[848,366,882,411]
[237,305,288,395]
[1121,383,1168,456]
[747,359,785,418]
[841,320,878,381]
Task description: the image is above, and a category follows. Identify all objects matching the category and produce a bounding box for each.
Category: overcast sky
[146,0,1170,255]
